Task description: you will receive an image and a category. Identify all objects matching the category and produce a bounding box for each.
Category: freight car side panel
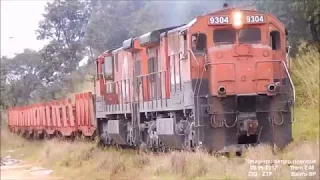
[7,92,96,137]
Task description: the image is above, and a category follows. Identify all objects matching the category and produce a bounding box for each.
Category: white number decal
[209,16,229,24]
[246,15,264,23]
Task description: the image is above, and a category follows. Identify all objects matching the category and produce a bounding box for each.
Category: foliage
[37,0,91,77]
[85,1,140,54]
[0,49,95,107]
[0,57,8,108]
[0,50,44,107]
[250,0,320,51]
[288,43,320,141]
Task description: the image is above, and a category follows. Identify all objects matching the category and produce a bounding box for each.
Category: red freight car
[8,7,295,153]
[8,93,95,138]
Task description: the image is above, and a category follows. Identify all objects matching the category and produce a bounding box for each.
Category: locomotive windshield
[239,28,261,43]
[213,28,261,44]
[213,29,236,44]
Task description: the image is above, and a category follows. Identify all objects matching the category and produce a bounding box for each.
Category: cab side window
[104,56,115,94]
[114,53,118,72]
[270,31,281,50]
[104,56,114,79]
[147,48,158,82]
[191,33,207,52]
[96,60,99,80]
[133,52,141,88]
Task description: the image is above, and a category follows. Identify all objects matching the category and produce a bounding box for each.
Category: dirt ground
[1,157,59,180]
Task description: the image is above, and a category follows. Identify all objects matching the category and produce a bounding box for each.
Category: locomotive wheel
[138,142,149,154]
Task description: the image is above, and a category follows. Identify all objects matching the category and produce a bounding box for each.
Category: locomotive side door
[104,55,117,104]
[168,32,182,95]
[189,32,207,96]
[133,51,142,102]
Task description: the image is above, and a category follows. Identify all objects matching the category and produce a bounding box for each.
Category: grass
[1,134,319,180]
[1,44,319,180]
[291,43,320,108]
[290,43,320,142]
[293,108,319,141]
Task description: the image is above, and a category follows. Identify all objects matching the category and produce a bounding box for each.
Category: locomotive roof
[103,47,119,54]
[160,18,196,37]
[207,7,259,14]
[168,18,197,34]
[112,46,124,54]
[101,7,284,57]
[122,37,134,50]
[206,7,285,26]
[139,25,183,47]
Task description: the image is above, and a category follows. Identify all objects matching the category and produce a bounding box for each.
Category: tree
[0,49,44,106]
[0,56,8,108]
[250,0,320,51]
[85,1,140,54]
[37,0,91,77]
[308,7,320,52]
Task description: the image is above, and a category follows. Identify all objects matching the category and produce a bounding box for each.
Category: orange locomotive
[95,7,295,152]
[8,7,295,153]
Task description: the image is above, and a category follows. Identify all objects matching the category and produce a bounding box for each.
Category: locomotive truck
[8,7,295,153]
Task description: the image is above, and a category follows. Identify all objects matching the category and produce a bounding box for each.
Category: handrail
[105,78,132,105]
[136,70,166,78]
[188,49,201,96]
[105,78,130,84]
[254,60,295,104]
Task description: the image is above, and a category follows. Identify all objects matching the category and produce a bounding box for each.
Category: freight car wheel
[20,131,27,138]
[38,131,45,140]
[31,132,36,140]
[16,129,21,136]
[56,132,64,141]
[44,131,52,140]
[74,131,84,141]
[25,131,31,139]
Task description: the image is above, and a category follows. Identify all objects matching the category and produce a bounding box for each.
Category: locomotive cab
[95,49,119,120]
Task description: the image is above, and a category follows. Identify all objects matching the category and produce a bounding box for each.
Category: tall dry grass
[291,42,320,108]
[290,43,320,141]
[1,134,318,180]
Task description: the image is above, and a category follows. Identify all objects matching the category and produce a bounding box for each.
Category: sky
[1,0,51,58]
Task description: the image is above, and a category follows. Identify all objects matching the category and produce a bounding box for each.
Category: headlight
[232,10,243,29]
